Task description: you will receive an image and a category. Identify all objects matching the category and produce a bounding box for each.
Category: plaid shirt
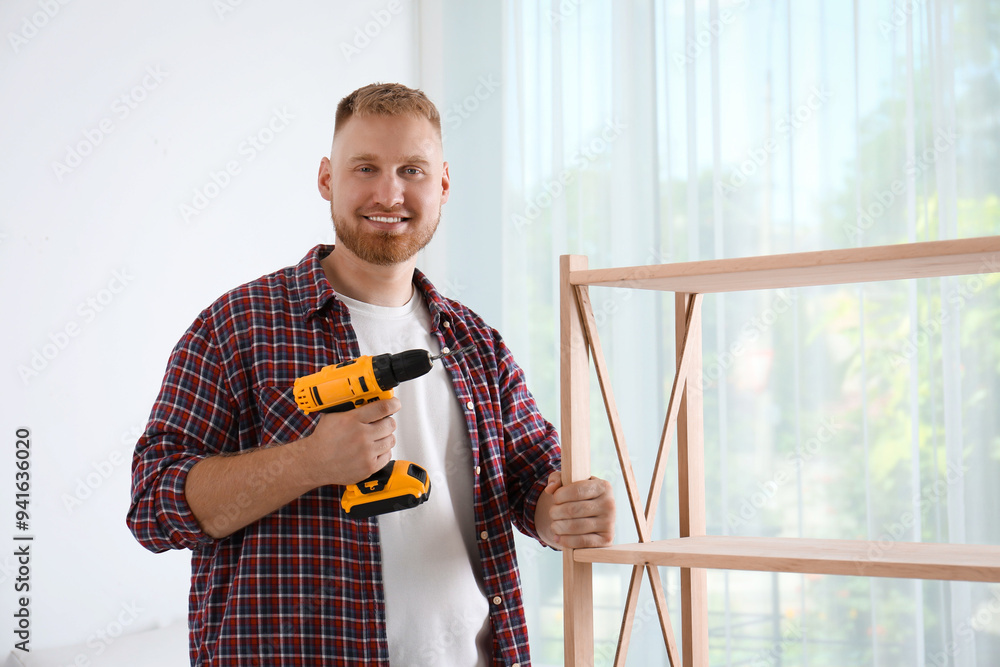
[127,245,560,666]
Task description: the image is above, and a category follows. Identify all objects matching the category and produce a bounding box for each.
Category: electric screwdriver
[292,346,471,518]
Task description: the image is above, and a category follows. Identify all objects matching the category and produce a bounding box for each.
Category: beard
[331,208,440,266]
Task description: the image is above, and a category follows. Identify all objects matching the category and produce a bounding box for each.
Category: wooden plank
[575,284,650,543]
[645,293,702,527]
[569,236,1000,293]
[561,256,592,486]
[612,565,681,667]
[575,281,681,666]
[560,255,594,667]
[613,566,644,667]
[675,293,708,667]
[646,565,681,667]
[573,536,1000,582]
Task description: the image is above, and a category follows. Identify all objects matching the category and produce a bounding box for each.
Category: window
[501,1,1000,664]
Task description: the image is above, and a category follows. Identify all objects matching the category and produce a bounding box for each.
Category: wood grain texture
[675,293,707,667]
[560,255,594,667]
[573,536,1000,582]
[570,236,1000,293]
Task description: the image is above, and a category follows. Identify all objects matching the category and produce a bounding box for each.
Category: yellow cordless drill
[293,346,471,518]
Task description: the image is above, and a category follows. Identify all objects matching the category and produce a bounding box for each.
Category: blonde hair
[334,82,441,137]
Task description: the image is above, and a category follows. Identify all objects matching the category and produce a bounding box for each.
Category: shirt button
[443,321,451,328]
[466,400,474,411]
[492,595,502,606]
[513,663,520,667]
[475,466,481,475]
[480,531,488,540]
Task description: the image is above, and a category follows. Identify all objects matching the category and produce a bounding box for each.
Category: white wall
[418,0,505,327]
[0,0,421,652]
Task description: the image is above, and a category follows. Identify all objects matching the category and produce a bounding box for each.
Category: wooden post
[676,292,708,667]
[561,255,593,667]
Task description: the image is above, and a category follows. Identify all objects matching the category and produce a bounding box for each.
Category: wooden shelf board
[573,536,1000,582]
[570,236,1000,293]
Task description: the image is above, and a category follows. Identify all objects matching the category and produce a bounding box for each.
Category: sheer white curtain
[500,0,1000,664]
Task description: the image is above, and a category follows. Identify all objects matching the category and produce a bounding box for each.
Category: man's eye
[404,167,421,175]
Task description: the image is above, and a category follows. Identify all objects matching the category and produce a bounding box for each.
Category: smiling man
[127,83,615,666]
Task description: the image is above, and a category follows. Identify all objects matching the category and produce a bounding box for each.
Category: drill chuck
[372,350,434,390]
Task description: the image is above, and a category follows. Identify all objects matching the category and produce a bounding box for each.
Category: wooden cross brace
[567,276,704,666]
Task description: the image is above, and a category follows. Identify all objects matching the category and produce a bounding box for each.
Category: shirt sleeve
[494,335,562,544]
[126,312,236,552]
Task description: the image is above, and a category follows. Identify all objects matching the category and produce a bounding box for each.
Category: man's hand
[535,471,615,549]
[301,397,400,487]
[185,397,400,539]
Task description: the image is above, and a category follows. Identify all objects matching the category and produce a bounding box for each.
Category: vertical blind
[500,0,1000,664]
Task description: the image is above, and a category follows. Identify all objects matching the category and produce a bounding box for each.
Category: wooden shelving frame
[559,236,1000,667]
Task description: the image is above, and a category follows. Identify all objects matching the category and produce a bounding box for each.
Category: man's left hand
[535,472,615,549]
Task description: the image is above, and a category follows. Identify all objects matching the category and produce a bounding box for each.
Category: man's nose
[372,173,404,209]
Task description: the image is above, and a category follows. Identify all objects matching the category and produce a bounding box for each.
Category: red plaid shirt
[127,245,560,666]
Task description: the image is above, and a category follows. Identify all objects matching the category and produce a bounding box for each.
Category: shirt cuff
[154,457,217,550]
[521,475,555,549]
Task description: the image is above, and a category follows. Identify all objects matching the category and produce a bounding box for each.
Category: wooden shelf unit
[558,236,1000,667]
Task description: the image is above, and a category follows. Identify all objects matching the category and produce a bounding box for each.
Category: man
[127,82,615,666]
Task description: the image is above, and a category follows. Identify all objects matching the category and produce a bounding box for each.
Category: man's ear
[440,162,450,205]
[317,157,333,201]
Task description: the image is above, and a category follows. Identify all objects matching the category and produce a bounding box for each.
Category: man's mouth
[365,215,408,224]
[362,215,410,231]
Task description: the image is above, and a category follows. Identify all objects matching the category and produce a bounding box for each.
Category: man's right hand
[185,397,400,539]
[302,397,401,487]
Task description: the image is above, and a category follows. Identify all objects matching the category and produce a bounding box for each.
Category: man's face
[318,114,449,266]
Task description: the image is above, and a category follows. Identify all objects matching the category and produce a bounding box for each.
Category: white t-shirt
[336,290,491,667]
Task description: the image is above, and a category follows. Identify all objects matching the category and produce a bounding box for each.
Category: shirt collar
[294,244,460,329]
[293,245,339,320]
[413,265,460,331]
